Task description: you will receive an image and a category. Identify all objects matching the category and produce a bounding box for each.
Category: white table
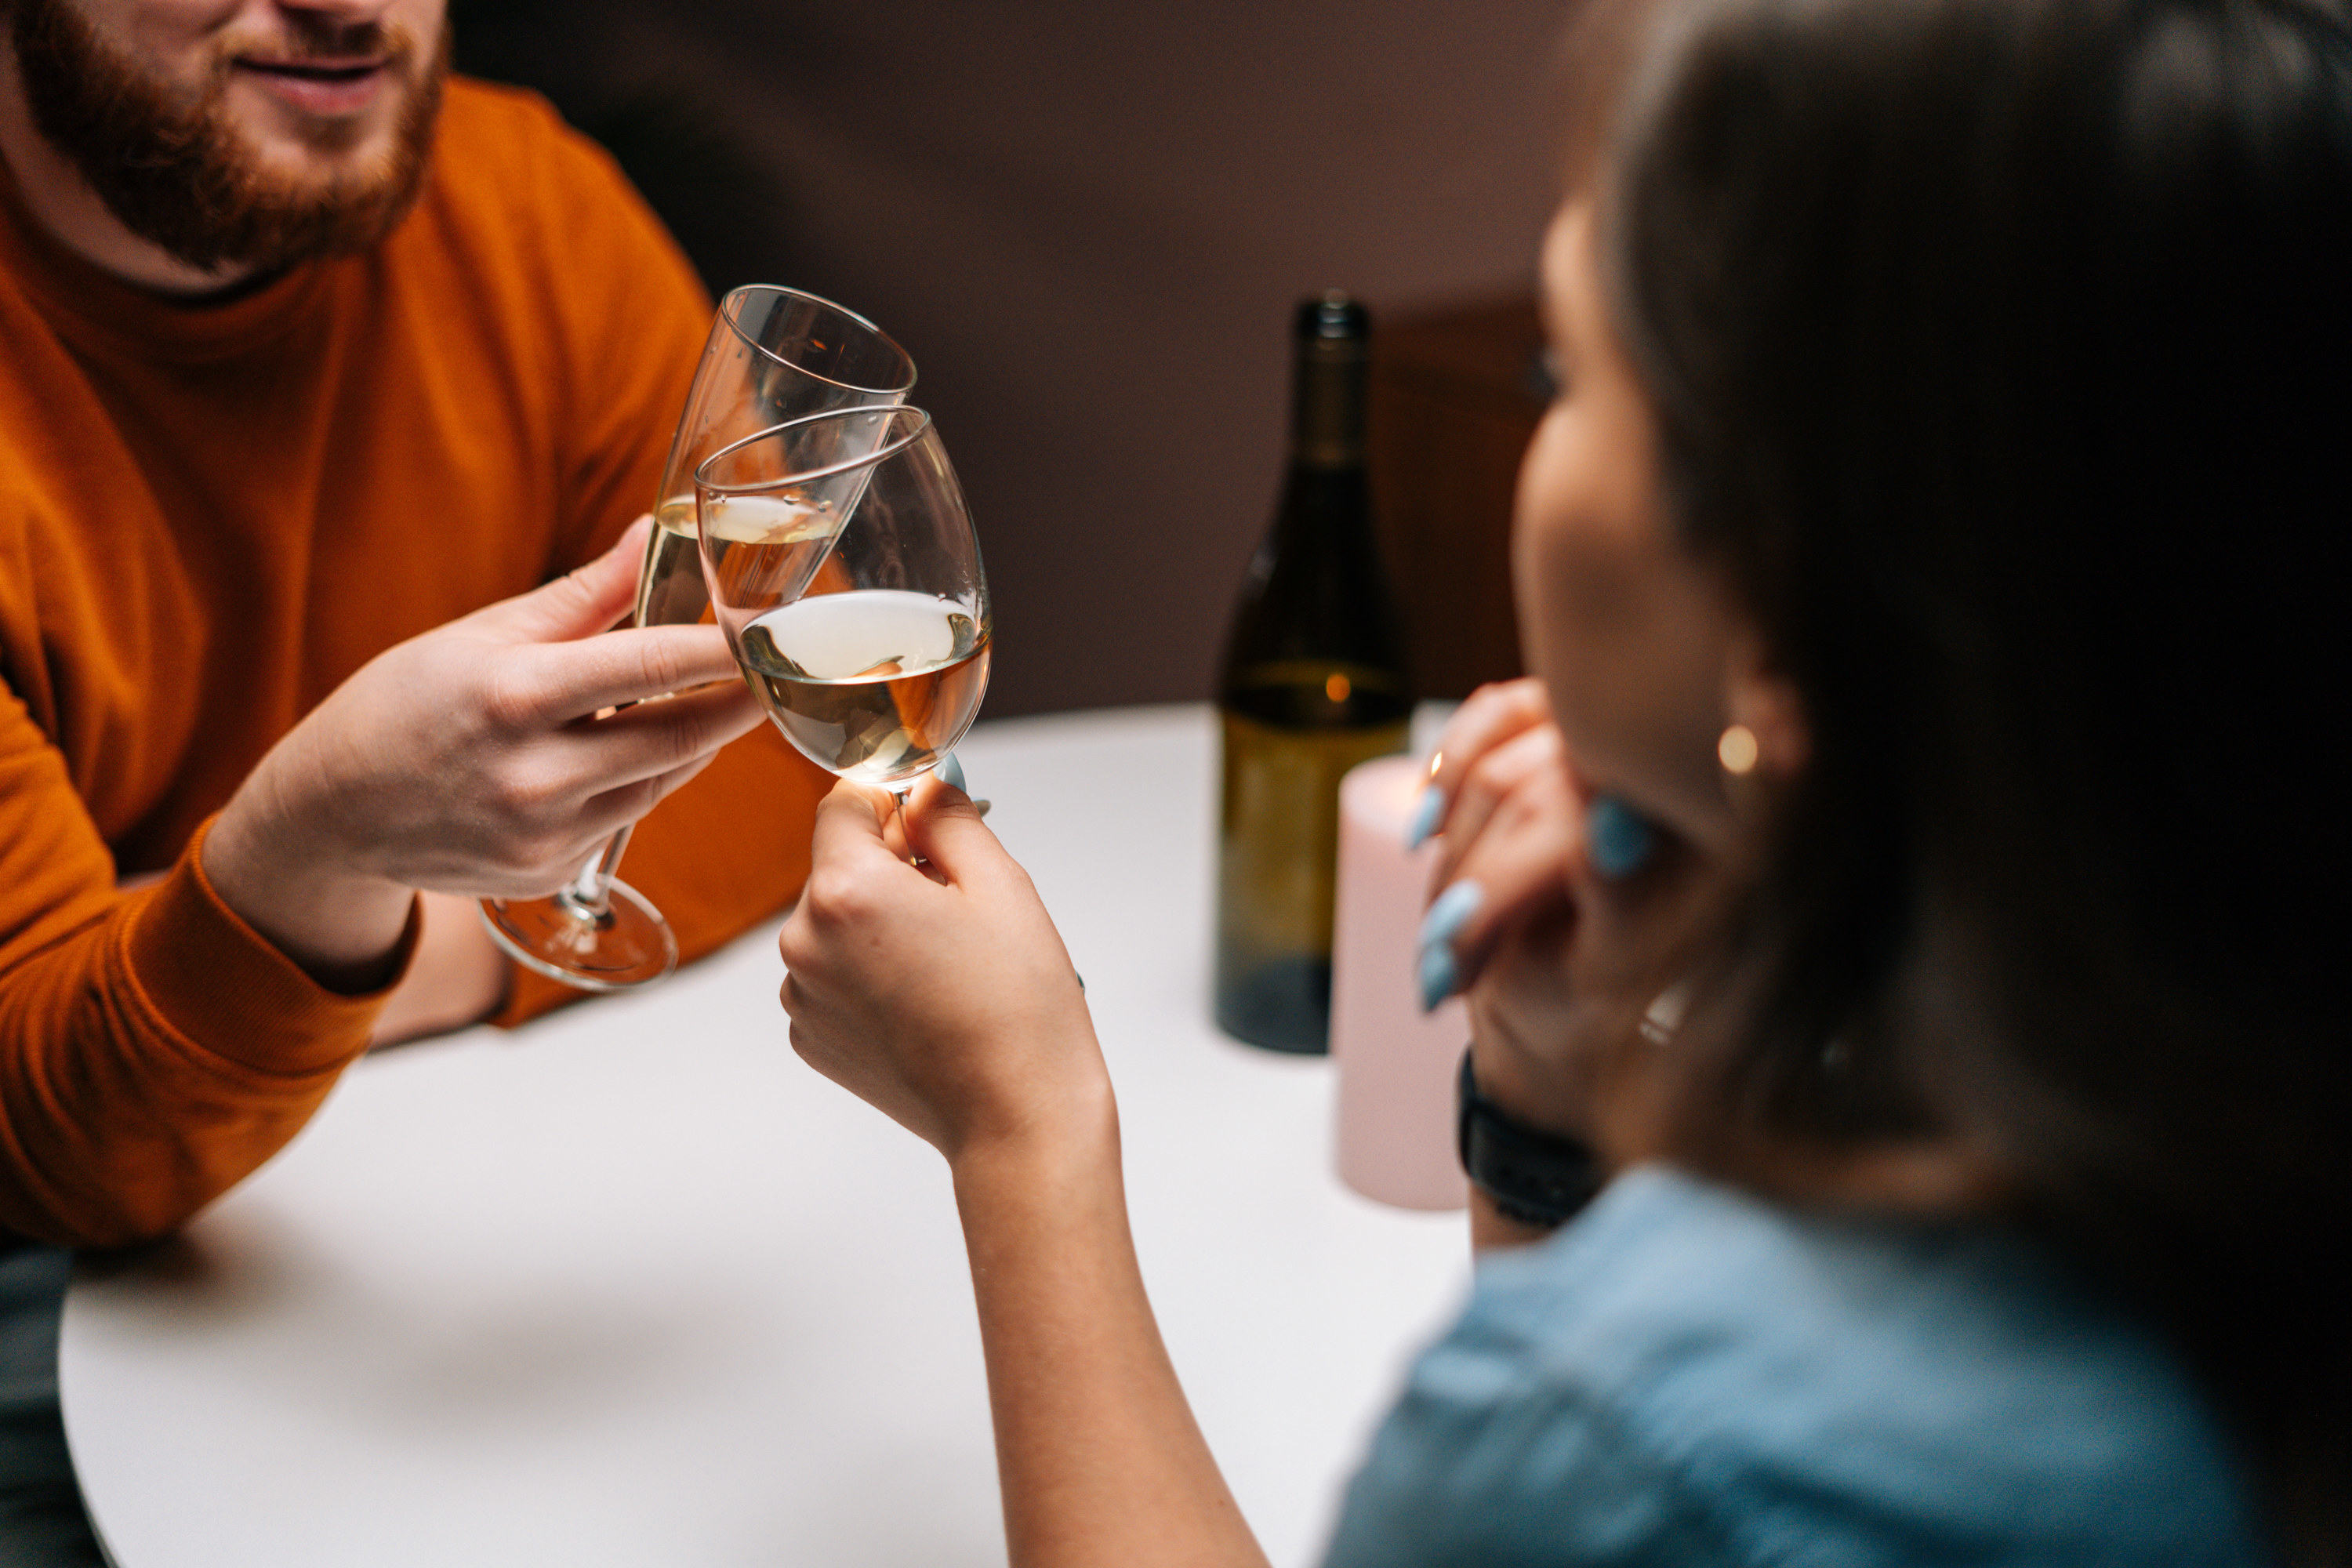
[60,706,1471,1568]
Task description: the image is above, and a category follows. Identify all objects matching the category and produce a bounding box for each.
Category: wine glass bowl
[479,286,915,993]
[696,406,990,801]
[642,287,917,632]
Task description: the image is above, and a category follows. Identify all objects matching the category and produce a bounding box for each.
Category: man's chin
[172,58,445,273]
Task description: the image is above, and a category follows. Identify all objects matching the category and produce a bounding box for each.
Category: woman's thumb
[902,770,1002,878]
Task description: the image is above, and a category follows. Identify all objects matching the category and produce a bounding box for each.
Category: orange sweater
[0,80,827,1247]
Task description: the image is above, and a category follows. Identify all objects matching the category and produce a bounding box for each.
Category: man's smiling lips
[231,56,394,116]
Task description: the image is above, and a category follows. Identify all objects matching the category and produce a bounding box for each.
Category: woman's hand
[779,776,1105,1166]
[779,779,1265,1568]
[1417,679,1700,1145]
[1417,681,1600,1138]
[204,517,764,989]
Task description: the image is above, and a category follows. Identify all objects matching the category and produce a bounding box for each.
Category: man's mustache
[219,19,419,66]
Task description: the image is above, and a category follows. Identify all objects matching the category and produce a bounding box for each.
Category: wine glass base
[478,879,678,993]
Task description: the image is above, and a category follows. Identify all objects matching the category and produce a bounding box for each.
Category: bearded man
[0,0,829,1554]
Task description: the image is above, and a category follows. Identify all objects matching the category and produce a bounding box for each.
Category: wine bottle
[1214,292,1411,1054]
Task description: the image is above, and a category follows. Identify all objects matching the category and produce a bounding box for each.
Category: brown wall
[464,1,1573,715]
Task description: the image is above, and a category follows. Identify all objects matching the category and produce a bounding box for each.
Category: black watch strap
[1456,1049,1606,1229]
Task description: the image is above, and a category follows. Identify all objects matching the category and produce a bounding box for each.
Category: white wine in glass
[697,406,989,813]
[736,590,992,785]
[479,286,915,992]
[636,498,710,630]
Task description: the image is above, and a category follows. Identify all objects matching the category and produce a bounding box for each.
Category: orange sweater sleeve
[0,683,415,1247]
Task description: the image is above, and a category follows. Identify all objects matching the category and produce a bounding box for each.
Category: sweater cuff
[125,816,422,1075]
[488,960,586,1029]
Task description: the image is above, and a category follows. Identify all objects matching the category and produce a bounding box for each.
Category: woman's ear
[1722,632,1809,781]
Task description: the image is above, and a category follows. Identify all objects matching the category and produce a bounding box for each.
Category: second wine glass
[695,406,990,819]
[479,286,916,991]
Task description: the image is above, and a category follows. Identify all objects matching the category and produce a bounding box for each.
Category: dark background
[452,0,1569,716]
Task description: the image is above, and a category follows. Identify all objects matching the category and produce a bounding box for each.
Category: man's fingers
[575,747,723,841]
[572,675,763,763]
[506,624,750,724]
[503,681,762,820]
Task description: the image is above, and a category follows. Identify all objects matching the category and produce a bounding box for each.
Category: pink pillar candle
[1330,754,1468,1211]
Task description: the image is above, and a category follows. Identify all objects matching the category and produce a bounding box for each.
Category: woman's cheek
[1512,468,1738,844]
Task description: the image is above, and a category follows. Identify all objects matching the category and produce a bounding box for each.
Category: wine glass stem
[558,568,666,918]
[564,822,634,917]
[889,786,921,866]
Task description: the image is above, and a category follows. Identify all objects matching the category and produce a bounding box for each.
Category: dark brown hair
[1592,0,2351,1555]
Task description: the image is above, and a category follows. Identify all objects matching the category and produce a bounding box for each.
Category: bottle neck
[1287,337,1368,470]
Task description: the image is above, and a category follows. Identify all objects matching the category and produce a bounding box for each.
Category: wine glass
[695,406,990,826]
[480,287,916,991]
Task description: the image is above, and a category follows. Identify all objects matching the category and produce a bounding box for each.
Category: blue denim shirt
[1324,1167,2264,1566]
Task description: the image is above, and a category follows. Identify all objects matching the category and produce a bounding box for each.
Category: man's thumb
[481,517,649,642]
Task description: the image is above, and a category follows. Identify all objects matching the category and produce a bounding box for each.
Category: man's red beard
[7,0,448,277]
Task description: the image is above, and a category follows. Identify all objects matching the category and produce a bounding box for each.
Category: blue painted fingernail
[1417,879,1483,950]
[1403,785,1446,850]
[1586,794,1654,880]
[1417,941,1461,1012]
[937,751,967,794]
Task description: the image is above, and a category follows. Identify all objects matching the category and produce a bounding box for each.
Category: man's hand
[204,519,764,992]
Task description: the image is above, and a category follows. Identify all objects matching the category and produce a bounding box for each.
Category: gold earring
[1718,723,1760,775]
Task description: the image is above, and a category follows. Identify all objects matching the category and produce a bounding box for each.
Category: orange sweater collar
[0,143,333,368]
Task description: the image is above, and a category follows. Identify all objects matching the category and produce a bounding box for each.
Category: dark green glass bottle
[1214,292,1411,1054]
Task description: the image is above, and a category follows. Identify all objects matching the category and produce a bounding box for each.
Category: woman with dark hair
[775,0,2350,1562]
